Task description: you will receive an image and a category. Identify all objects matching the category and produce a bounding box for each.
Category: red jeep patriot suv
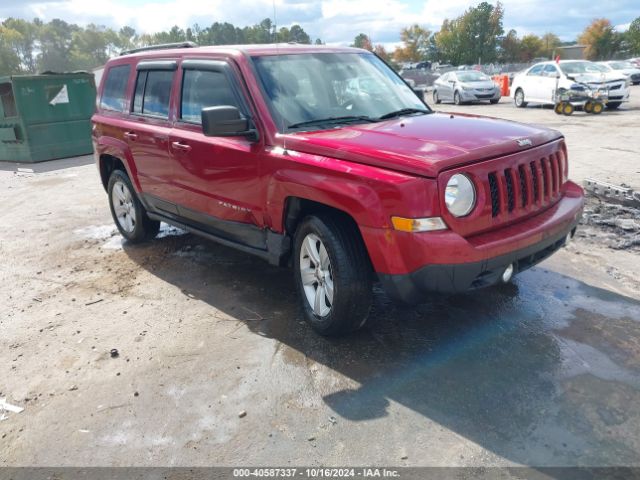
[92,43,584,335]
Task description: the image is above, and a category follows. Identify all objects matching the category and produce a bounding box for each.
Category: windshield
[560,62,609,75]
[253,53,427,132]
[456,71,490,82]
[609,61,634,70]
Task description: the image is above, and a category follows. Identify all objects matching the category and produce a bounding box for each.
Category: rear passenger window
[132,70,174,118]
[100,65,131,112]
[180,69,239,123]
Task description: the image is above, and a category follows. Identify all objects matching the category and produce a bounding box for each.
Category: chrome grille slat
[487,150,565,220]
[504,168,515,212]
[488,173,500,217]
[518,165,527,207]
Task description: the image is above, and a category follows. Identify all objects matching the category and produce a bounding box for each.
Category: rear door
[127,60,182,209]
[167,59,264,247]
[440,73,453,101]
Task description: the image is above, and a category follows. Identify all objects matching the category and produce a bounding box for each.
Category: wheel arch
[282,197,373,271]
[95,136,139,192]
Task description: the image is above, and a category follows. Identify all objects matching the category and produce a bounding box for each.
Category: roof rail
[120,41,198,56]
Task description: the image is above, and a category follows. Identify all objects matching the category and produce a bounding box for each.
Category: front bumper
[365,183,584,303]
[460,89,501,102]
[378,220,578,303]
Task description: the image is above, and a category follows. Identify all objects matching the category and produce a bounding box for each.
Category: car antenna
[273,0,288,155]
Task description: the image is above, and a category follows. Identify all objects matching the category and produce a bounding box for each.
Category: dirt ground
[1,90,640,468]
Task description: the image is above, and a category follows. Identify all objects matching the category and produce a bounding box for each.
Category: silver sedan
[432,70,501,105]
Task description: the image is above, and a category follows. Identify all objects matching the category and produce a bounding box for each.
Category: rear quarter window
[100,65,131,112]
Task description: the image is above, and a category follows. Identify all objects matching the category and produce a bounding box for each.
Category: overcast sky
[1,0,638,47]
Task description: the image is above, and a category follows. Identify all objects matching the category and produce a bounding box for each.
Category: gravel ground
[1,90,640,468]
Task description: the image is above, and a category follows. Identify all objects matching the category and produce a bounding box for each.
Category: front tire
[433,90,441,104]
[454,91,462,105]
[606,102,621,110]
[293,214,372,336]
[514,88,527,108]
[107,169,160,243]
[490,98,499,104]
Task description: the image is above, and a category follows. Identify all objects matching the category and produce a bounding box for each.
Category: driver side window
[180,69,240,124]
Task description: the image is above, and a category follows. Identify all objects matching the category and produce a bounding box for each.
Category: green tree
[434,1,504,65]
[38,19,79,72]
[2,18,38,72]
[519,34,544,61]
[541,32,561,59]
[69,24,118,70]
[628,17,640,55]
[117,26,138,52]
[394,24,430,62]
[499,29,521,62]
[0,24,23,75]
[578,18,620,60]
[352,33,373,51]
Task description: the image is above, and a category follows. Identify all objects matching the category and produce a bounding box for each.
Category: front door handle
[124,131,138,140]
[171,141,192,152]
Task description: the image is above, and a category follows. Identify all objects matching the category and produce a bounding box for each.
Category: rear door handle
[171,141,192,152]
[124,131,138,140]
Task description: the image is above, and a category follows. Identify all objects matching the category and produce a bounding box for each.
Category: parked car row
[598,60,640,85]
[432,70,501,105]
[405,58,637,111]
[510,60,631,110]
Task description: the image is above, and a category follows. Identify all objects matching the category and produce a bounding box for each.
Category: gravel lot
[1,90,640,468]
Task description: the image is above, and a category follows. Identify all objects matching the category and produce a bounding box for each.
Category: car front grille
[439,141,568,237]
[488,152,565,218]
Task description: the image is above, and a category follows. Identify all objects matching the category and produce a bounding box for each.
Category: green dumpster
[0,72,96,163]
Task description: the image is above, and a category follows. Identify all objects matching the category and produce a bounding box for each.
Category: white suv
[511,60,630,110]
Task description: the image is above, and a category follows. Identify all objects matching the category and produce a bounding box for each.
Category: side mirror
[201,106,258,141]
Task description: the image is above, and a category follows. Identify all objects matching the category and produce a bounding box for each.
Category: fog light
[501,263,514,283]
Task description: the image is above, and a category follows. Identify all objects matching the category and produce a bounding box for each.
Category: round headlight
[445,174,476,217]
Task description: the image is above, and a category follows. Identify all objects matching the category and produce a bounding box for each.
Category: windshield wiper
[378,108,431,120]
[288,115,377,129]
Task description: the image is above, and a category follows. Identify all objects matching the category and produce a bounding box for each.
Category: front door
[168,59,265,248]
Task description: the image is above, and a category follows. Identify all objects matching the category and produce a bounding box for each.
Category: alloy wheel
[299,233,334,317]
[111,180,136,233]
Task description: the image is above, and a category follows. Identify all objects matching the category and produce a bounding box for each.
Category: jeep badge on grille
[516,138,533,147]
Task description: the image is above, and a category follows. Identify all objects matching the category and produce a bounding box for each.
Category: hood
[282,112,562,177]
[459,80,496,89]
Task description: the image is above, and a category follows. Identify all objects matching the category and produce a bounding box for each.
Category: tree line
[353,2,640,66]
[0,17,319,76]
[2,3,640,77]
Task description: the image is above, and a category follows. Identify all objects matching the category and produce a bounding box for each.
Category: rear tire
[107,169,160,243]
[293,214,372,336]
[514,88,527,108]
[562,103,574,115]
